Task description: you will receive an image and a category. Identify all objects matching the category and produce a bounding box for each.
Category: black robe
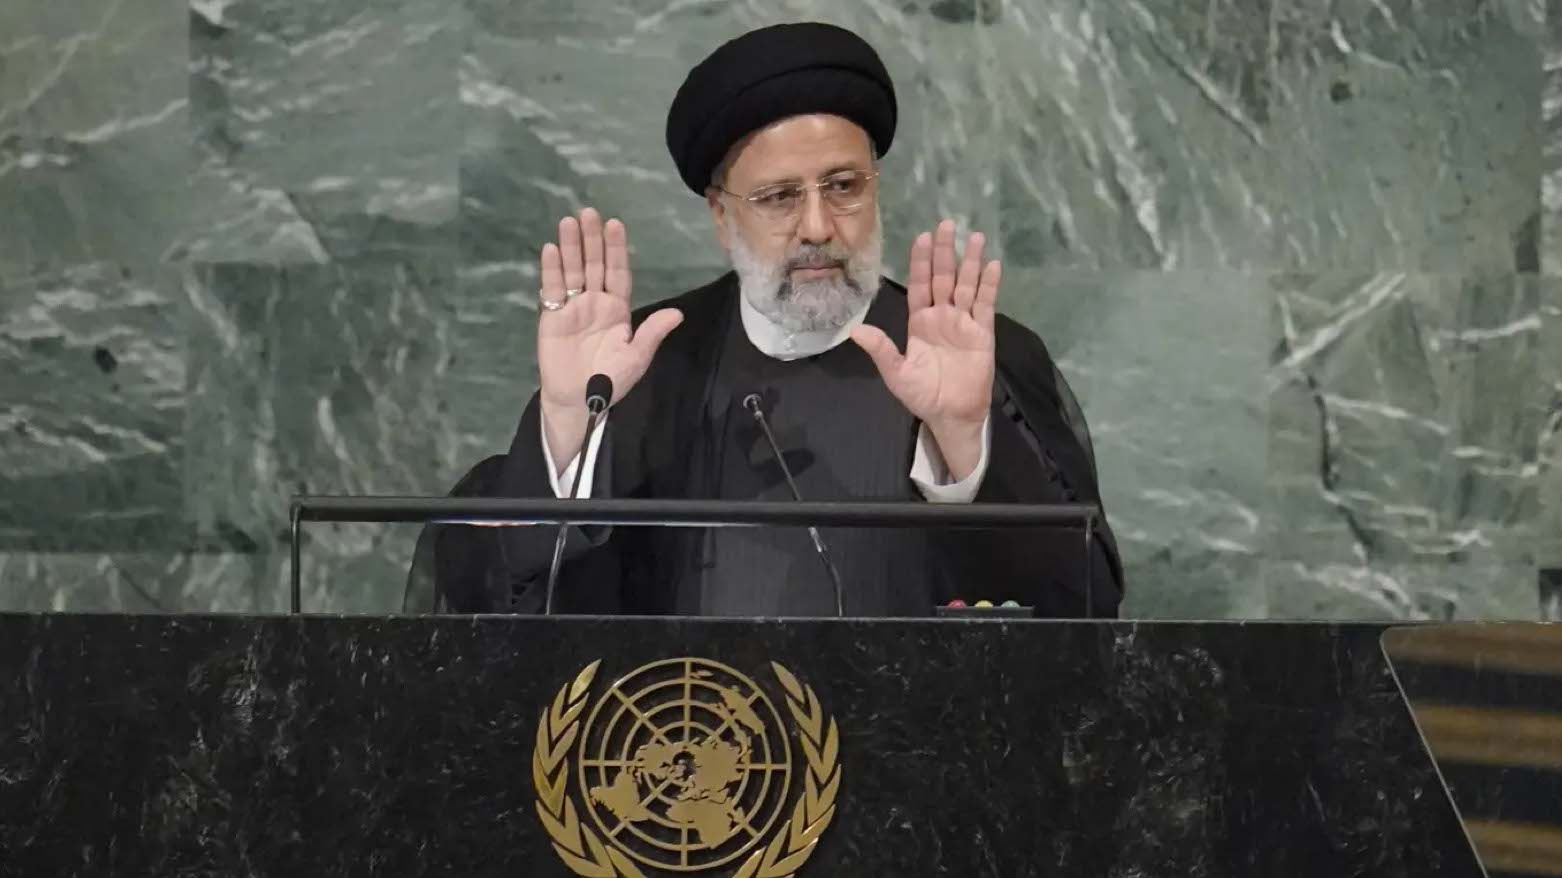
[413,273,1123,618]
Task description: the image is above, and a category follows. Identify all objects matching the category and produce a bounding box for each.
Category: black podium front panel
[0,616,1481,877]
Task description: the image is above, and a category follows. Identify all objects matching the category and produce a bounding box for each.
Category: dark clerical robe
[414,272,1123,617]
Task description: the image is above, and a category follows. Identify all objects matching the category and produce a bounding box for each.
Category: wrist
[540,399,589,473]
[926,417,986,482]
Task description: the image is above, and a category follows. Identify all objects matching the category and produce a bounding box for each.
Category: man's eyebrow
[748,164,867,189]
[746,174,802,190]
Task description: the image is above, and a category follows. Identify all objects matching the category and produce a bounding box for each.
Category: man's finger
[974,260,1001,330]
[581,208,605,293]
[906,232,933,311]
[626,308,684,372]
[931,219,957,306]
[953,232,985,311]
[559,216,585,293]
[604,218,632,300]
[540,242,565,312]
[849,324,905,383]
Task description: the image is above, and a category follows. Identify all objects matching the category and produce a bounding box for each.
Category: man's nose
[795,188,833,245]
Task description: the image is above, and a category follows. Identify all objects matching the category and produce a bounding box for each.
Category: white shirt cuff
[909,414,992,504]
[541,409,608,498]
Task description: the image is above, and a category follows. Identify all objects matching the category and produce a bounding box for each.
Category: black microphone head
[585,373,613,410]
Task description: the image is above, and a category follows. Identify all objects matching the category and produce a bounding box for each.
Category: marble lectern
[0,615,1492,877]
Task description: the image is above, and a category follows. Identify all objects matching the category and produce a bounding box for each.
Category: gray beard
[726,210,883,334]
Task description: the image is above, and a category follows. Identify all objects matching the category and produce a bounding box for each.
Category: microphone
[743,392,846,618]
[543,373,613,615]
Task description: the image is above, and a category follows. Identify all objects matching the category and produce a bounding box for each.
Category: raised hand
[850,219,1000,481]
[537,208,683,470]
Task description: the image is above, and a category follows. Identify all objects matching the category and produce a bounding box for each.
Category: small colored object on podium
[934,600,1034,619]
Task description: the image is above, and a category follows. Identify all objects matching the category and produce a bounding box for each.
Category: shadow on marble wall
[0,0,1556,617]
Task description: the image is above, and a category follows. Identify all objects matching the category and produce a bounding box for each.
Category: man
[450,22,1122,617]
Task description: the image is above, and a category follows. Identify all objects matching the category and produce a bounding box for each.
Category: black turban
[665,22,897,195]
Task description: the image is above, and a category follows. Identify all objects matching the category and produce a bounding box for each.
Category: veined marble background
[1,0,1557,619]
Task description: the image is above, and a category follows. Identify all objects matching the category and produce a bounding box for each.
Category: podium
[0,614,1491,876]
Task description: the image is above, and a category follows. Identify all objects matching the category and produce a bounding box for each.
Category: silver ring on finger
[539,290,568,311]
[565,287,583,299]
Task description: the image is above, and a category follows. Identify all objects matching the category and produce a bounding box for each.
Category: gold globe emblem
[533,659,841,878]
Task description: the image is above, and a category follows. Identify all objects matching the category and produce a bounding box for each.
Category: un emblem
[533,658,841,877]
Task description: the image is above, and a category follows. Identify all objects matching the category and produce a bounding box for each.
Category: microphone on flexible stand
[543,373,613,615]
[743,392,846,618]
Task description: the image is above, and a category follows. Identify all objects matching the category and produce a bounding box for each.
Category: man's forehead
[726,115,874,183]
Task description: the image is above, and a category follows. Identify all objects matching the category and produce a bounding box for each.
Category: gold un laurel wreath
[532,659,841,878]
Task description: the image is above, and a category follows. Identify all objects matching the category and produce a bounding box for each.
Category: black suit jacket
[431,273,1123,617]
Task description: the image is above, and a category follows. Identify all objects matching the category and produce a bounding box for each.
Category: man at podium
[448,23,1122,617]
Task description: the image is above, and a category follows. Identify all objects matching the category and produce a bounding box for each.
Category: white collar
[737,286,877,362]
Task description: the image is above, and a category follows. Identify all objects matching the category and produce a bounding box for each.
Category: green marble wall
[1,0,1556,619]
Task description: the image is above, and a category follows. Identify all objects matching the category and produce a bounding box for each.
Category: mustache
[784,244,850,271]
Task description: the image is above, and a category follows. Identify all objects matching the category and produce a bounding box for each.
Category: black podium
[0,614,1489,877]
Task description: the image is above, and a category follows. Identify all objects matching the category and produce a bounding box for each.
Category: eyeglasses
[718,169,880,223]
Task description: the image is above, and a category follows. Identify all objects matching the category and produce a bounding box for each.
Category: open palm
[851,220,1000,433]
[537,209,682,466]
[538,290,649,413]
[886,303,995,425]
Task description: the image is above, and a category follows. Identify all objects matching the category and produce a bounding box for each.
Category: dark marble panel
[184,261,457,526]
[1001,269,1270,619]
[459,33,720,280]
[1543,0,1562,273]
[982,0,1542,272]
[1264,272,1552,619]
[1267,274,1547,571]
[0,551,269,612]
[441,262,542,476]
[0,616,1481,877]
[1265,560,1542,621]
[291,526,430,614]
[181,0,460,263]
[183,260,476,612]
[1532,282,1562,569]
[0,0,191,279]
[0,264,187,551]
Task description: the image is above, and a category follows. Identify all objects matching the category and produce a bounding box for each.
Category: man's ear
[706,188,730,250]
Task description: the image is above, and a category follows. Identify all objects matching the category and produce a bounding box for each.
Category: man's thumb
[850,325,903,378]
[629,308,684,360]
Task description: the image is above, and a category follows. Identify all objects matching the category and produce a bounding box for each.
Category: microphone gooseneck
[745,392,846,618]
[544,374,614,615]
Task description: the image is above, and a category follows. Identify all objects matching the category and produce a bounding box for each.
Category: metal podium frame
[288,496,1102,616]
